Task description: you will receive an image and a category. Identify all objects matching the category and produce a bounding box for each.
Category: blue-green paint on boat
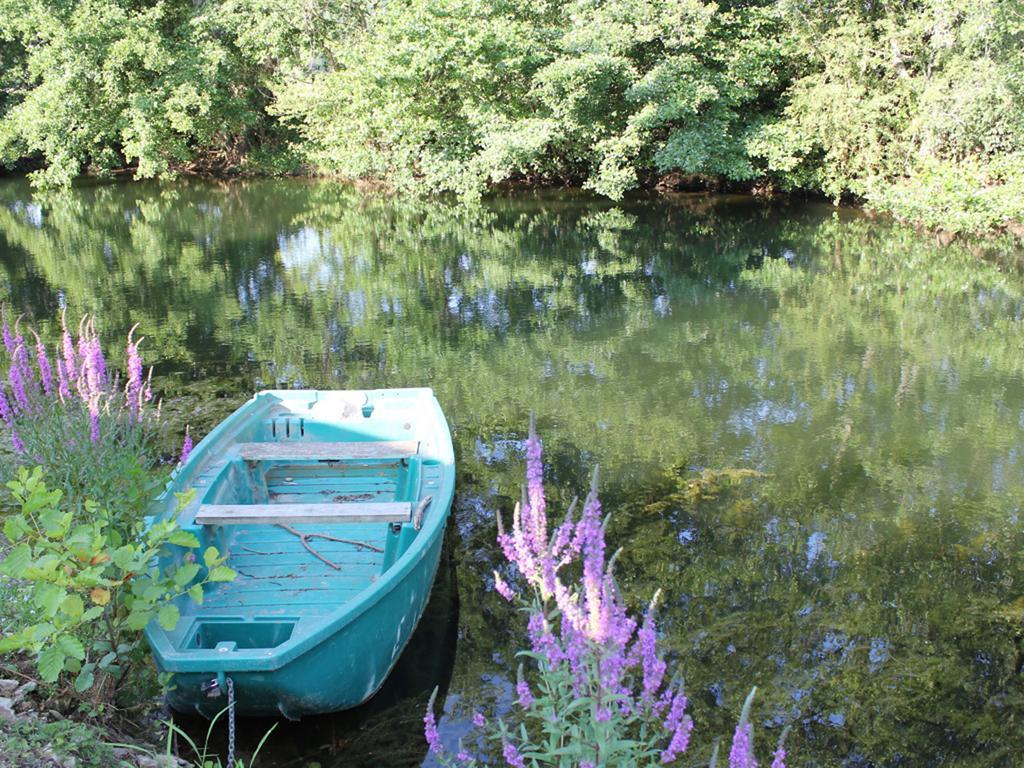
[144,389,455,719]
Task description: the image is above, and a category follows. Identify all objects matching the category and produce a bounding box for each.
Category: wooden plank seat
[237,441,420,462]
[196,502,413,526]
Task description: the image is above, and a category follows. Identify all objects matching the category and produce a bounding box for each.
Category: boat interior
[162,405,446,655]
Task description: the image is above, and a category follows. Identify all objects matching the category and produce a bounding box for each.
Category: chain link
[225,677,236,768]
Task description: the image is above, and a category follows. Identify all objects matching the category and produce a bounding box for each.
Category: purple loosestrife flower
[56,358,70,401]
[502,741,525,768]
[89,404,101,444]
[1,308,13,356]
[577,472,605,639]
[0,387,13,425]
[516,664,533,709]
[180,427,193,465]
[729,723,756,768]
[524,416,547,557]
[527,612,564,666]
[472,712,485,728]
[661,690,693,764]
[8,345,30,411]
[493,571,515,601]
[423,693,443,755]
[638,592,667,705]
[61,310,77,382]
[9,429,24,453]
[771,747,786,768]
[125,324,144,416]
[31,330,52,397]
[456,749,472,763]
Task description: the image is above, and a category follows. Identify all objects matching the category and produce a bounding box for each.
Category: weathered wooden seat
[237,441,420,462]
[195,502,413,525]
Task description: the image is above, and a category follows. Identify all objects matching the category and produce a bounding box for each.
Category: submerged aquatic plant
[425,417,788,766]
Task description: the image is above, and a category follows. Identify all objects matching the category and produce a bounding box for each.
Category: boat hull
[145,389,456,719]
[163,526,445,718]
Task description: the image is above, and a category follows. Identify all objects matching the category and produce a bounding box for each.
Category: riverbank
[3,161,1022,245]
[2,1,1020,242]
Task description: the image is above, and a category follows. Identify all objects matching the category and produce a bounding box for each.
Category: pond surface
[2,178,1024,767]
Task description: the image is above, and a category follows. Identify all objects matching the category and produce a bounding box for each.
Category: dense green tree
[1,0,1022,232]
[0,0,276,186]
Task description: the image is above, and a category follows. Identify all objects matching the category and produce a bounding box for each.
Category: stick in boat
[275,524,384,571]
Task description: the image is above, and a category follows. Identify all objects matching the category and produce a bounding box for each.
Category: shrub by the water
[0,309,232,702]
[425,418,787,767]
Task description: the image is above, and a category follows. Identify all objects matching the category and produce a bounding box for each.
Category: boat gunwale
[145,388,455,674]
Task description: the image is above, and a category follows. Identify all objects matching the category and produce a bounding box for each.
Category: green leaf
[157,604,180,631]
[98,651,117,669]
[60,594,85,620]
[169,530,200,548]
[74,666,95,693]
[57,634,86,661]
[30,623,56,642]
[37,645,66,682]
[202,547,219,568]
[0,544,32,577]
[39,506,66,537]
[82,606,105,621]
[34,583,67,618]
[112,546,135,570]
[173,563,201,587]
[207,565,236,582]
[188,584,204,605]
[125,610,155,631]
[0,631,31,653]
[3,514,28,542]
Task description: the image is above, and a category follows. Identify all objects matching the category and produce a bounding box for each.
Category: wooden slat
[237,441,419,461]
[195,502,412,525]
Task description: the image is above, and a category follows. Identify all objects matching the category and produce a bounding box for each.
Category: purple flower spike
[729,723,756,768]
[0,388,13,425]
[493,571,515,601]
[502,741,525,768]
[771,747,786,768]
[423,688,443,755]
[472,712,485,728]
[524,414,547,554]
[61,309,77,382]
[1,308,13,356]
[89,406,101,444]
[660,688,692,763]
[56,357,70,401]
[516,664,533,709]
[10,428,24,453]
[638,592,666,704]
[32,330,53,397]
[179,426,193,465]
[125,323,143,416]
[9,347,30,411]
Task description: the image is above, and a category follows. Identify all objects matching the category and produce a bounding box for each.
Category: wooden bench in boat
[237,441,420,462]
[195,502,413,526]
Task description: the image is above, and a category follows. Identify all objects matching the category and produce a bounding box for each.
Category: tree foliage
[0,0,1021,232]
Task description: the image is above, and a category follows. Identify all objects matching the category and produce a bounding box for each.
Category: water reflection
[2,178,1024,765]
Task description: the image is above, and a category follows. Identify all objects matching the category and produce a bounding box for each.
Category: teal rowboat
[144,389,455,719]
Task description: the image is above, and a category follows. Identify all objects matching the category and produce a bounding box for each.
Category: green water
[2,178,1024,767]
